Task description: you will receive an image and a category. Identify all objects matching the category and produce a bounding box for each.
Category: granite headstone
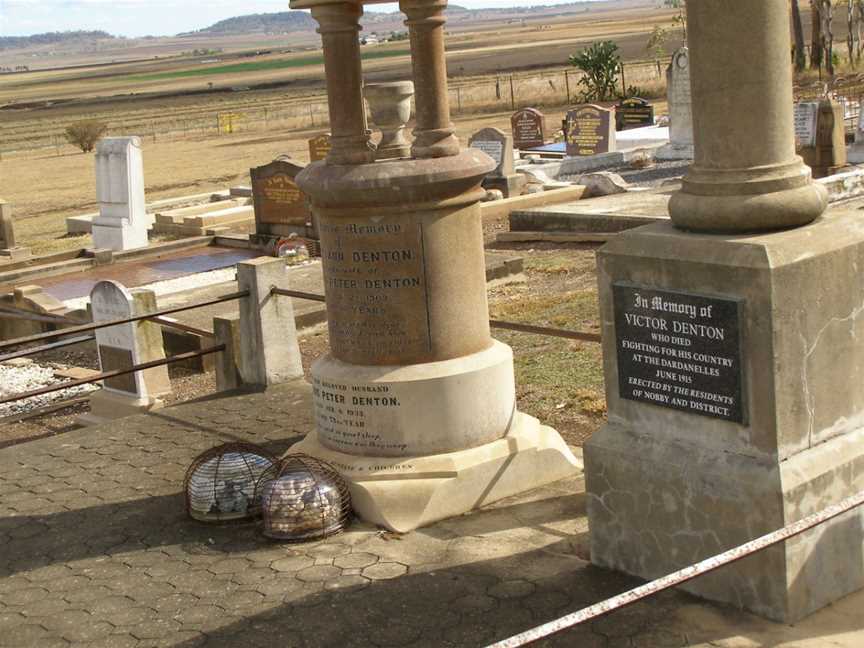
[565,105,616,157]
[510,107,548,149]
[468,127,514,178]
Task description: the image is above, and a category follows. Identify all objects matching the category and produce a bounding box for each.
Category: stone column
[311,2,376,165]
[288,0,578,533]
[400,0,460,158]
[585,0,864,624]
[668,0,827,232]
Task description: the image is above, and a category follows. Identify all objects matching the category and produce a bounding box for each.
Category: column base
[78,389,163,426]
[91,220,149,252]
[654,143,694,161]
[289,412,581,533]
[585,422,864,623]
[668,181,828,233]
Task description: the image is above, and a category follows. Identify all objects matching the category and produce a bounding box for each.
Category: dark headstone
[565,105,616,157]
[308,133,332,163]
[510,107,547,149]
[616,97,655,131]
[468,127,514,178]
[250,156,310,238]
[612,283,744,424]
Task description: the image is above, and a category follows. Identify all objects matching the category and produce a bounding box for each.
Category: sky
[0,0,600,38]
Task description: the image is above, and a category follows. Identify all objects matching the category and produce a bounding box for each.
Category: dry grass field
[0,3,678,254]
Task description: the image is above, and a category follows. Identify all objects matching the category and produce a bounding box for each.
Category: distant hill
[183,12,316,36]
[0,30,115,51]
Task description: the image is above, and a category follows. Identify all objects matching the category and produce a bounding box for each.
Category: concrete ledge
[479,186,585,221]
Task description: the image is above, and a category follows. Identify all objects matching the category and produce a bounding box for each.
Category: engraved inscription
[318,214,430,364]
[566,105,612,157]
[613,283,745,423]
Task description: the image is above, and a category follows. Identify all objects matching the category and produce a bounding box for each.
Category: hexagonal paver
[19,597,69,617]
[333,552,378,570]
[305,543,351,560]
[487,579,536,600]
[295,565,342,583]
[206,558,251,575]
[2,587,49,606]
[323,574,370,592]
[361,562,408,581]
[176,604,224,626]
[129,618,183,640]
[453,593,497,613]
[270,556,313,574]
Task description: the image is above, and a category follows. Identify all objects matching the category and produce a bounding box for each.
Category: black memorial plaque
[616,97,655,130]
[613,283,745,423]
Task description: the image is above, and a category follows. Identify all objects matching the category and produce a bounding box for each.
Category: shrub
[569,41,621,102]
[64,120,109,153]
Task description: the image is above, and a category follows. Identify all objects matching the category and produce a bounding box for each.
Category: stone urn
[364,81,415,160]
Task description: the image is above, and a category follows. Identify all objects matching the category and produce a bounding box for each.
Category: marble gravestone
[795,99,847,178]
[308,133,332,163]
[79,281,170,425]
[848,96,864,163]
[250,156,313,244]
[656,47,694,160]
[510,107,547,149]
[0,200,30,260]
[565,105,616,157]
[92,137,150,251]
[468,127,523,198]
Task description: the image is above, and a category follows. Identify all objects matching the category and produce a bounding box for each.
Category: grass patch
[133,48,411,81]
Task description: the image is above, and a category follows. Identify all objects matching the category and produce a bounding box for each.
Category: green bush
[569,41,621,102]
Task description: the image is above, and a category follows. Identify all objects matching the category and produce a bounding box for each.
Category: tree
[792,0,807,71]
[646,24,670,60]
[823,0,835,75]
[811,0,824,69]
[64,120,108,153]
[569,41,621,102]
[664,0,686,42]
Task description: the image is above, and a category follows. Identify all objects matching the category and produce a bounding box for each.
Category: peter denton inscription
[613,284,744,423]
[318,215,431,364]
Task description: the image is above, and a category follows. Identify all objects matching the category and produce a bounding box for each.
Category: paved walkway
[0,381,861,647]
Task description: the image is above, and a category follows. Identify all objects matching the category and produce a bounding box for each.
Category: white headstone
[91,280,149,399]
[468,127,515,178]
[655,47,694,160]
[794,101,819,148]
[849,97,864,163]
[92,137,149,251]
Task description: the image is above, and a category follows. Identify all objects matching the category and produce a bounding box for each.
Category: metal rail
[0,290,248,352]
[0,345,225,406]
[271,288,603,343]
[486,489,864,648]
[0,334,96,364]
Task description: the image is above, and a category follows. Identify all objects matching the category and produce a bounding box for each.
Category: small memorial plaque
[616,97,655,130]
[613,283,745,423]
[511,107,547,149]
[565,104,615,157]
[308,133,332,162]
[99,346,137,394]
[794,101,819,148]
[468,127,514,178]
[251,157,308,228]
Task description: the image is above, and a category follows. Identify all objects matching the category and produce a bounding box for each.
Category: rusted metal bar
[0,334,96,364]
[149,316,215,339]
[486,489,864,648]
[270,287,327,303]
[0,291,248,352]
[270,288,603,344]
[489,320,602,343]
[0,344,226,406]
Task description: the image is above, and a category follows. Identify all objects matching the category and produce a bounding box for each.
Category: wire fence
[0,59,671,157]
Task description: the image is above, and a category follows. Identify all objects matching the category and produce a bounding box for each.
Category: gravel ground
[0,360,97,419]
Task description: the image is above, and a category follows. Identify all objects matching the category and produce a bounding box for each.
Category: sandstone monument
[92,137,149,251]
[585,0,861,623]
[288,0,579,532]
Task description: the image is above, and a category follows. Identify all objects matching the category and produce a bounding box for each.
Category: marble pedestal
[585,213,864,623]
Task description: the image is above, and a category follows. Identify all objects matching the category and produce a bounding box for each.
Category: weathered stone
[92,136,150,251]
[576,171,629,198]
[655,48,693,160]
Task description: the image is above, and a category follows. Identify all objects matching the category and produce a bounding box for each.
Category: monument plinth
[289,0,579,532]
[586,0,863,623]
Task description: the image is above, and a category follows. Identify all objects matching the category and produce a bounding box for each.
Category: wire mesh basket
[256,454,352,541]
[184,442,278,523]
